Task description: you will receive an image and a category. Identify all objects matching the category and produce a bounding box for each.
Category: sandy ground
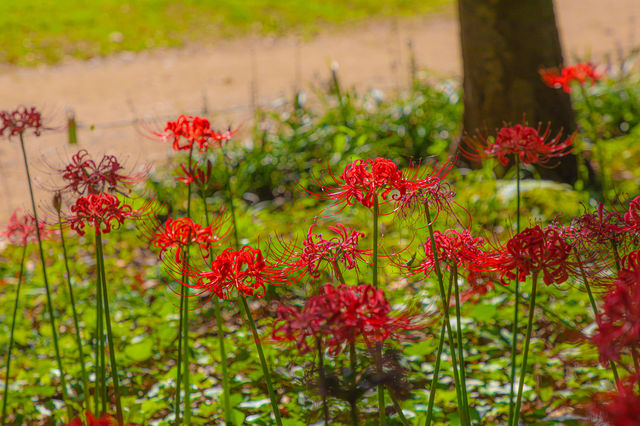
[0,0,638,220]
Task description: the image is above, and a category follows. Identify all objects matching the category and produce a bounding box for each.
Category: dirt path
[0,0,638,220]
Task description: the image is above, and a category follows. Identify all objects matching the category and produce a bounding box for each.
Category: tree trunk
[457,0,579,183]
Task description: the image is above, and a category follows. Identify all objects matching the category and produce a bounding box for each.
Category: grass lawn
[1,0,451,66]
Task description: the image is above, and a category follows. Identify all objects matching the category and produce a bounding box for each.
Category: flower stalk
[58,211,91,407]
[18,133,71,421]
[240,296,283,426]
[1,244,27,426]
[513,272,539,426]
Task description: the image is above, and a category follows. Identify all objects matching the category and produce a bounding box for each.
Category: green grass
[1,0,451,66]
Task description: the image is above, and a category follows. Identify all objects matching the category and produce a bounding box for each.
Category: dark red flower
[462,123,574,167]
[273,283,421,355]
[494,225,574,286]
[66,193,150,236]
[573,202,626,246]
[151,214,229,264]
[589,374,640,426]
[145,115,236,153]
[178,245,296,301]
[461,270,498,303]
[416,229,491,277]
[623,196,640,237]
[1,210,56,246]
[302,157,452,213]
[591,251,640,365]
[540,62,603,93]
[271,223,371,281]
[65,411,118,426]
[0,106,43,138]
[58,149,147,196]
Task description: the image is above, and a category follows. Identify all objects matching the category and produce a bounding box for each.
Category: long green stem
[2,245,27,426]
[579,84,606,203]
[576,251,620,383]
[389,392,409,426]
[58,214,90,407]
[424,204,467,425]
[221,148,240,250]
[240,296,283,426]
[372,196,387,426]
[95,243,104,415]
[18,134,71,421]
[452,265,471,423]
[500,285,578,334]
[513,273,539,426]
[96,232,123,424]
[176,147,195,425]
[425,267,455,426]
[349,343,359,426]
[202,198,232,423]
[508,156,521,426]
[317,339,329,425]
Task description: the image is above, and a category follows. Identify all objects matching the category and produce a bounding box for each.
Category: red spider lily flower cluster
[414,229,491,277]
[177,245,297,302]
[66,192,145,236]
[148,115,236,153]
[59,149,147,196]
[1,210,56,246]
[272,223,371,281]
[0,106,43,138]
[591,250,640,365]
[151,214,229,263]
[623,196,640,237]
[272,283,421,355]
[493,225,575,285]
[65,411,120,426]
[304,157,452,212]
[572,202,626,246]
[540,63,603,93]
[394,179,457,219]
[462,123,574,167]
[175,160,215,189]
[588,374,640,426]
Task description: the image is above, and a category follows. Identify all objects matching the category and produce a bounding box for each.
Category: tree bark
[457,0,579,183]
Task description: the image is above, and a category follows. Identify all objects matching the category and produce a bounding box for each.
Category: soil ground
[0,0,638,220]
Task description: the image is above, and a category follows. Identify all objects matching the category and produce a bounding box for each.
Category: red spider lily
[0,106,43,138]
[175,159,216,190]
[589,374,640,426]
[623,196,640,237]
[58,149,148,196]
[1,210,57,246]
[65,411,118,426]
[151,214,229,264]
[461,270,498,303]
[272,283,422,355]
[175,245,298,302]
[573,202,627,246]
[66,192,151,236]
[592,251,640,366]
[461,123,574,167]
[540,62,603,93]
[493,225,575,286]
[411,229,494,277]
[269,223,371,281]
[145,115,236,153]
[302,157,452,213]
[394,179,457,219]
